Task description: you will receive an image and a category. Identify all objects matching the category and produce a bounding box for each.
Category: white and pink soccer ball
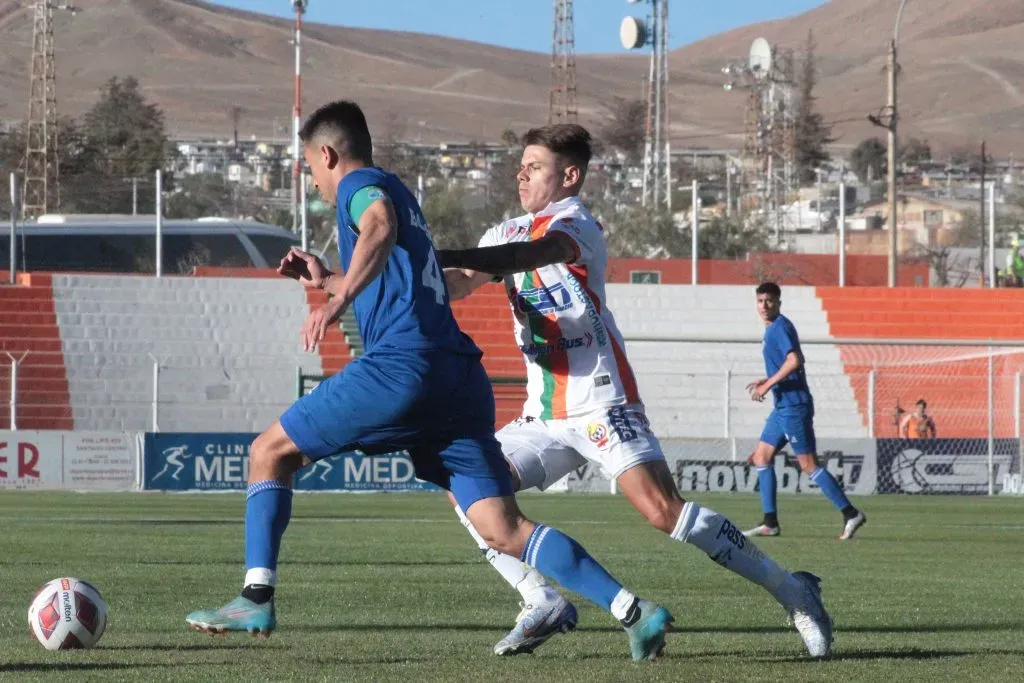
[28,577,108,650]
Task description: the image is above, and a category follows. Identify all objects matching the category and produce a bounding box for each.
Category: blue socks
[810,467,853,512]
[757,465,777,517]
[244,480,293,586]
[521,524,623,611]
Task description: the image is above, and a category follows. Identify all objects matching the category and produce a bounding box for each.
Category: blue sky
[212,1,829,53]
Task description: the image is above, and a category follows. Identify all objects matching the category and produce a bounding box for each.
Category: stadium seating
[0,274,72,429]
[451,284,867,439]
[818,287,1024,438]
[4,271,1020,440]
[48,274,351,432]
[604,285,866,439]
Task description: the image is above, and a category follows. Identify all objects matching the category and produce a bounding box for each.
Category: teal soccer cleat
[624,600,674,661]
[186,596,275,637]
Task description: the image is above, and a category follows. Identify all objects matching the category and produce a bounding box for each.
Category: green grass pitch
[1,492,1022,682]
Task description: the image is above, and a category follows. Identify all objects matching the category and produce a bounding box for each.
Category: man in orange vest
[900,399,937,438]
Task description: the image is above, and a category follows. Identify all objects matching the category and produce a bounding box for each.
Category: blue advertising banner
[142,433,439,492]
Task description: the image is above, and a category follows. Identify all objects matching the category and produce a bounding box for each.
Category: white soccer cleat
[493,597,578,656]
[839,511,867,540]
[743,524,780,538]
[788,571,833,658]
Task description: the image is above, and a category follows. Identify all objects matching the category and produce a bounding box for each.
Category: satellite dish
[620,17,647,50]
[749,37,772,76]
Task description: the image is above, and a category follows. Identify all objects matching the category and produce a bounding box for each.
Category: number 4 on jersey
[409,207,445,305]
[422,250,446,305]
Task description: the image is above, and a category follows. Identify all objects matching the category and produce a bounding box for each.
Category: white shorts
[499,404,665,491]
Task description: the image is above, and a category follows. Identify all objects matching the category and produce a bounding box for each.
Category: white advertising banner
[563,438,877,495]
[62,432,137,491]
[0,431,62,489]
[0,431,138,491]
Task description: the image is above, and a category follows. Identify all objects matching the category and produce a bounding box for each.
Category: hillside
[0,0,1021,154]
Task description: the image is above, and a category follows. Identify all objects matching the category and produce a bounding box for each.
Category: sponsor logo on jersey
[565,273,608,347]
[518,331,594,356]
[587,422,610,449]
[367,188,385,201]
[558,217,581,234]
[515,283,573,317]
[503,219,529,239]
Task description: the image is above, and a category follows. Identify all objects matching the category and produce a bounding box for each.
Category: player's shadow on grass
[768,647,1024,663]
[102,643,282,652]
[132,559,482,567]
[843,621,1024,634]
[0,662,173,674]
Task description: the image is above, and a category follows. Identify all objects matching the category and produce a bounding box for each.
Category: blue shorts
[759,404,816,456]
[280,348,513,511]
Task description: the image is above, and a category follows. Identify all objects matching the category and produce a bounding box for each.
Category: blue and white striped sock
[520,523,628,614]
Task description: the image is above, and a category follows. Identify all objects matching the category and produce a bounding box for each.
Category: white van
[0,215,300,274]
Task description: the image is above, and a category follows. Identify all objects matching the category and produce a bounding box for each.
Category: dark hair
[299,100,373,165]
[916,399,927,409]
[756,282,781,298]
[521,123,592,176]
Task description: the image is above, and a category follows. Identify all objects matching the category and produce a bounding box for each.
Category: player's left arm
[437,231,578,275]
[324,197,398,305]
[300,195,397,352]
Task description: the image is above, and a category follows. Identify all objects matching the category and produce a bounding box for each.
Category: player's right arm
[438,222,507,301]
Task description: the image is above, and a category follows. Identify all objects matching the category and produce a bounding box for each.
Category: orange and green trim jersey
[479,197,642,420]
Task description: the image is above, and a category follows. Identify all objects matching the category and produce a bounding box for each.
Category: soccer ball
[28,577,108,650]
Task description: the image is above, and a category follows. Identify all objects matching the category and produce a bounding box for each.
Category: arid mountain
[0,0,1021,155]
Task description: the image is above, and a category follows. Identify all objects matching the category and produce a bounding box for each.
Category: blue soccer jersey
[762,314,812,408]
[334,167,479,356]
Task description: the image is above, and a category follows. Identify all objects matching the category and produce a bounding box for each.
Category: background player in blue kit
[185,101,675,661]
[744,282,867,541]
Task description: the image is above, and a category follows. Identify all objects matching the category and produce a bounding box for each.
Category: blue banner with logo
[142,433,440,492]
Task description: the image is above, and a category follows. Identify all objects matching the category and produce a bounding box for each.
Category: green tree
[0,117,97,216]
[695,214,772,259]
[165,173,235,219]
[600,98,646,163]
[900,137,932,166]
[422,182,482,250]
[78,76,172,213]
[850,137,887,183]
[794,30,833,184]
[481,148,522,227]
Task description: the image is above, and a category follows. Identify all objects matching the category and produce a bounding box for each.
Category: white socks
[671,501,802,607]
[244,567,276,588]
[610,588,638,621]
[453,505,558,604]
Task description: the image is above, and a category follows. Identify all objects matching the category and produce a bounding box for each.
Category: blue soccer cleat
[624,600,674,661]
[186,596,275,637]
[494,597,578,656]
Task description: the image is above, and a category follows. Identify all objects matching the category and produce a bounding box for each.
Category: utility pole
[290,0,308,235]
[886,36,899,287]
[869,1,909,287]
[980,140,986,286]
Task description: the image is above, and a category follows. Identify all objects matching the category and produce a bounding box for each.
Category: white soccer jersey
[479,196,642,420]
